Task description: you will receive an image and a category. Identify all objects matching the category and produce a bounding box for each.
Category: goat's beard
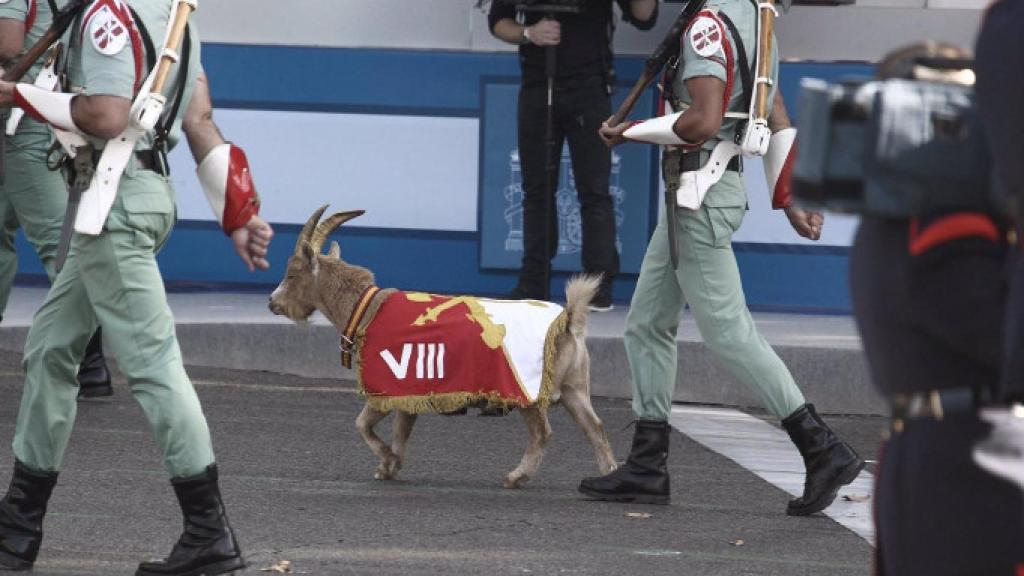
[272,300,317,324]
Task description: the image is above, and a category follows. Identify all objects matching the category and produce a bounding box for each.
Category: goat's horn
[294,204,329,256]
[310,210,365,254]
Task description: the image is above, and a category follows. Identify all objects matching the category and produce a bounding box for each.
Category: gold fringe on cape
[354,310,570,414]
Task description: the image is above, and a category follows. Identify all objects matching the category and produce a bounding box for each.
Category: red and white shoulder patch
[84,0,131,56]
[688,13,725,58]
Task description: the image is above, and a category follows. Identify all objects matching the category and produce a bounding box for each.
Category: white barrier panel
[195,0,983,63]
[737,158,858,247]
[169,109,480,231]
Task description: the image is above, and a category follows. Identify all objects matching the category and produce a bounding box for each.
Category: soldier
[0,0,272,574]
[577,0,864,515]
[848,43,1024,575]
[0,0,111,397]
[976,0,1024,407]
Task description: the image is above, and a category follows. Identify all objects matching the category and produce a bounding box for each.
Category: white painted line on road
[670,406,875,544]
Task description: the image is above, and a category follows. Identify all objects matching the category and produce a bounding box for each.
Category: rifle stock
[2,0,88,83]
[608,0,706,126]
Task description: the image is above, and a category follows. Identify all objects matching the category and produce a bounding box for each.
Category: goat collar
[340,284,383,369]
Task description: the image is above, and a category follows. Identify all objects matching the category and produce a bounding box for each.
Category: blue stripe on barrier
[201,44,872,118]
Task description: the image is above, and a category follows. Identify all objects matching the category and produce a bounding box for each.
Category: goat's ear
[328,241,341,260]
[299,241,318,267]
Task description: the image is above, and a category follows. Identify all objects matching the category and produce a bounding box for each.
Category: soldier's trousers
[625,173,805,422]
[0,132,66,314]
[11,169,215,478]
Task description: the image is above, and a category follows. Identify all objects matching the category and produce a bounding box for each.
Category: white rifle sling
[675,140,741,210]
[75,0,196,236]
[6,50,61,136]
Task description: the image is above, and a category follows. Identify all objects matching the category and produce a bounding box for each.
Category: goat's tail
[563,274,601,337]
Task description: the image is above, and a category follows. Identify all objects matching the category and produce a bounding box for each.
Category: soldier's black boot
[577,420,670,505]
[77,328,112,398]
[0,461,59,571]
[136,465,244,576]
[782,404,865,516]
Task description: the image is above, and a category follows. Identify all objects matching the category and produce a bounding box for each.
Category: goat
[269,206,617,488]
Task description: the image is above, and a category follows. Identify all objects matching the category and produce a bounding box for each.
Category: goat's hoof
[600,462,618,475]
[374,455,401,480]
[503,472,528,489]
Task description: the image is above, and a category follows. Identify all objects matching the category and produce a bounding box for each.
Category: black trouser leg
[515,84,564,299]
[563,82,617,298]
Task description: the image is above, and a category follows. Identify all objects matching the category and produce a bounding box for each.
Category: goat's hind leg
[355,404,400,480]
[387,410,418,480]
[504,405,552,489]
[562,388,618,475]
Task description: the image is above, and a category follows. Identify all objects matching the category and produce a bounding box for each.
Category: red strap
[81,0,144,94]
[24,0,36,32]
[908,213,1000,256]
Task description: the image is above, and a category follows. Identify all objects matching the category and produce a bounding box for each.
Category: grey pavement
[0,286,884,416]
[0,349,879,576]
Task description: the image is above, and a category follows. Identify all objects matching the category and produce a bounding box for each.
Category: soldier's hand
[231,215,274,272]
[0,81,14,108]
[599,117,630,148]
[527,19,560,46]
[784,206,824,241]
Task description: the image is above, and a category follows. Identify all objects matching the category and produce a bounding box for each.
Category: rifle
[608,0,707,126]
[2,0,89,83]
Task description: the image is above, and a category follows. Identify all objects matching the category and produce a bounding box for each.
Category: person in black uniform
[488,0,658,310]
[976,0,1024,406]
[850,43,1024,576]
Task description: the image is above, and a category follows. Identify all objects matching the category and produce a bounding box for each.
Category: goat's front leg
[387,411,418,479]
[504,405,552,489]
[355,404,399,480]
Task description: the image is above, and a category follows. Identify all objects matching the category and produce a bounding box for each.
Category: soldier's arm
[673,76,724,142]
[182,72,224,161]
[766,89,823,240]
[767,90,792,132]
[183,72,273,272]
[0,19,25,66]
[620,0,658,30]
[0,78,130,138]
[69,95,131,138]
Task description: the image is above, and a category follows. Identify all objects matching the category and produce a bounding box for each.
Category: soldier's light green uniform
[0,0,67,314]
[627,0,805,421]
[12,0,214,477]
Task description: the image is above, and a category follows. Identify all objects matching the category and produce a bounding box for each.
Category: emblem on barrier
[502,145,625,258]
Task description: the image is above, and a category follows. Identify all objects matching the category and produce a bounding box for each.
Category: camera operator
[847,43,1024,575]
[488,0,658,310]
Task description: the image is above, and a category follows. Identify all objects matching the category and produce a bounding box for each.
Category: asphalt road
[0,351,878,576]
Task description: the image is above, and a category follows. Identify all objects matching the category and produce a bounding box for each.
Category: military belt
[679,149,742,174]
[134,149,169,176]
[889,387,990,432]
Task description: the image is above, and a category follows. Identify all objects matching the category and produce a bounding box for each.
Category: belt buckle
[929,390,945,421]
